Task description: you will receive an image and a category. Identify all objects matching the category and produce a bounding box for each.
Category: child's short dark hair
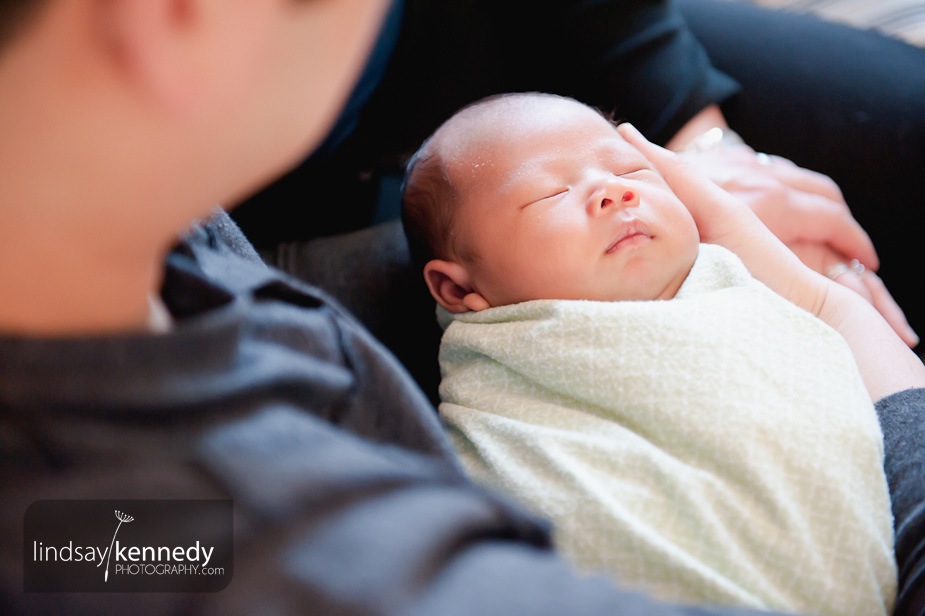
[0,0,51,51]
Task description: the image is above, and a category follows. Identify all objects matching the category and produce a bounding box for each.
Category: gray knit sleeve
[877,388,925,615]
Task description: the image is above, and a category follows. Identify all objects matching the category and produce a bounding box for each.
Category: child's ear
[423,260,491,313]
[100,0,261,115]
[97,0,199,113]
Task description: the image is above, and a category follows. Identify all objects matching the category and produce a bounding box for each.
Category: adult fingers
[717,167,878,271]
[831,267,918,347]
[860,271,920,348]
[805,240,918,347]
[755,190,879,271]
[762,156,845,204]
[678,144,879,271]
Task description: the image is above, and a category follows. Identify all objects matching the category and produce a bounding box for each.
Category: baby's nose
[597,190,636,211]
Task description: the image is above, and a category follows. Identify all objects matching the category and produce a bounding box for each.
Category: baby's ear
[423,260,491,313]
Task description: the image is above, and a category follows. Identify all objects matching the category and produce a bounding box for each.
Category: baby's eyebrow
[497,156,562,191]
[509,152,562,176]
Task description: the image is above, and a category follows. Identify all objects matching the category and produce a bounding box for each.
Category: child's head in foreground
[401,92,700,313]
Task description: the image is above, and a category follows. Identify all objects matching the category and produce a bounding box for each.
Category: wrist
[665,104,728,151]
[682,126,745,153]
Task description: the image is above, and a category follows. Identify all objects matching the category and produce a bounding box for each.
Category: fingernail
[618,123,677,159]
[617,122,640,138]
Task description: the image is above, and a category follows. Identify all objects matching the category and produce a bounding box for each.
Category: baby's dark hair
[400,136,462,272]
[0,0,51,51]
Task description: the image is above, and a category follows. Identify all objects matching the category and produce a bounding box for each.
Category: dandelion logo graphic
[98,510,133,582]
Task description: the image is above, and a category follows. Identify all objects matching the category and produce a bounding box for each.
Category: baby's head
[402,92,699,313]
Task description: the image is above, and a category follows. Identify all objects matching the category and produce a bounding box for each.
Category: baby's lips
[605,220,652,254]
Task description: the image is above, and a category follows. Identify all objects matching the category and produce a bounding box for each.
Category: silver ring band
[827,259,865,280]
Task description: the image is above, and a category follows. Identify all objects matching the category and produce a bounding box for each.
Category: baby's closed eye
[519,188,569,209]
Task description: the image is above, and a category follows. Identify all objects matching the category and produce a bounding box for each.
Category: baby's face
[450,98,700,306]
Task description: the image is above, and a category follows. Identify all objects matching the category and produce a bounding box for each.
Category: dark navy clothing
[230,0,739,246]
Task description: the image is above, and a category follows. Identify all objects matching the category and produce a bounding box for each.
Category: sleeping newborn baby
[400,91,896,615]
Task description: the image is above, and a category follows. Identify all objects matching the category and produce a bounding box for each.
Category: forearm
[754,255,925,401]
[816,282,925,401]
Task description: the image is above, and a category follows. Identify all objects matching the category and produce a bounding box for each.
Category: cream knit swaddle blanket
[438,244,896,615]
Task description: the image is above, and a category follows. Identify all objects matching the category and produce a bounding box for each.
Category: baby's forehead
[460,96,603,135]
[462,97,614,148]
[450,102,617,163]
[429,96,631,197]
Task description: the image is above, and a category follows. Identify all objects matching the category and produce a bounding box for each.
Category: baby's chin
[598,264,691,302]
